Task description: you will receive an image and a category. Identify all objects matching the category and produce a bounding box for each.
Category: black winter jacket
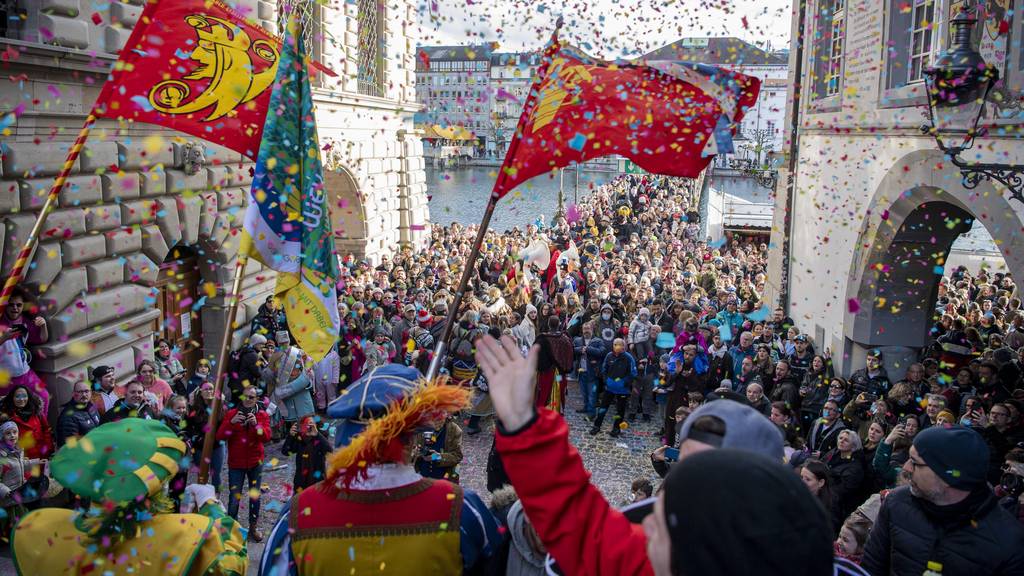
[55,400,101,446]
[862,486,1024,576]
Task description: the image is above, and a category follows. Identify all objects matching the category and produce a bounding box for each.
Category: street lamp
[920,8,1020,200]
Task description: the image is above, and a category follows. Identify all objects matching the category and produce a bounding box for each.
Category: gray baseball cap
[678,399,784,461]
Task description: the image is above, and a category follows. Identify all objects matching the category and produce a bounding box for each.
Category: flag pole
[0,112,99,316]
[425,16,564,380]
[197,235,251,484]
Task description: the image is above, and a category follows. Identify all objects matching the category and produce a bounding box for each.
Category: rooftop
[417,44,494,62]
[642,37,788,66]
[490,51,543,66]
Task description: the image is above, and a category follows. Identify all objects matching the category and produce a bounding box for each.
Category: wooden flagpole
[197,235,251,484]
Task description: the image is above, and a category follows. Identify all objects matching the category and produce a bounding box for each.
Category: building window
[884,0,938,91]
[357,0,385,97]
[279,0,323,67]
[826,0,845,96]
[810,0,845,102]
[908,0,935,82]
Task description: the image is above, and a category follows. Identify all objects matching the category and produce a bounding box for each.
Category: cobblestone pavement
[0,379,666,575]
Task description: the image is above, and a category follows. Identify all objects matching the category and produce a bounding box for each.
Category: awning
[417,124,477,140]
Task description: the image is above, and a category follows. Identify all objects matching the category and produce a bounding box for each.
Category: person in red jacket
[0,384,54,459]
[216,384,272,542]
[475,334,835,576]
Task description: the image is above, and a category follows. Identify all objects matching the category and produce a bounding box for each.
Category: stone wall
[0,131,275,420]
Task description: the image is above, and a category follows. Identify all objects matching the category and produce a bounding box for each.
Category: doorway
[155,245,204,374]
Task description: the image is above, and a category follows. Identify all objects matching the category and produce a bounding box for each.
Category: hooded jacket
[268,347,315,422]
[505,499,547,576]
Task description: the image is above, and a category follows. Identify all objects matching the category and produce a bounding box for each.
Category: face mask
[602,312,612,320]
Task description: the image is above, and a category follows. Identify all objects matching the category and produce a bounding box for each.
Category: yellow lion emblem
[532,60,594,133]
[149,14,279,121]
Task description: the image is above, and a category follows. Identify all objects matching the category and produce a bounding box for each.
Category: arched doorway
[843,149,1024,368]
[325,167,368,260]
[155,245,205,373]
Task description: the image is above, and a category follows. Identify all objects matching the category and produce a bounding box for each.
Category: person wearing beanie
[89,365,119,413]
[863,425,1024,575]
[645,450,833,576]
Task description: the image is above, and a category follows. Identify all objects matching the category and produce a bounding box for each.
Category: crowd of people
[1,172,1023,574]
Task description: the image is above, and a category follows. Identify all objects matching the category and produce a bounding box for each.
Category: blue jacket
[602,351,637,395]
[273,372,315,422]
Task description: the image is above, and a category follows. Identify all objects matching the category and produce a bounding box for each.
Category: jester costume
[11,418,246,576]
[259,364,502,575]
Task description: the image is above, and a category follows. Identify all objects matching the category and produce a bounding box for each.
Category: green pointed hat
[51,418,187,504]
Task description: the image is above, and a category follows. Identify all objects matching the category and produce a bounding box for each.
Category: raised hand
[474,334,538,431]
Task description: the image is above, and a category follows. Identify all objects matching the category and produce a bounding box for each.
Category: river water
[426,166,615,230]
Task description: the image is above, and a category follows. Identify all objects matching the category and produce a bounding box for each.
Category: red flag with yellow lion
[95,0,302,159]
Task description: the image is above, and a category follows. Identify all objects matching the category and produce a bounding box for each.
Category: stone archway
[843,149,1024,355]
[325,167,369,260]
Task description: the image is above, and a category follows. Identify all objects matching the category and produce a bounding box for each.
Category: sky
[416,0,794,59]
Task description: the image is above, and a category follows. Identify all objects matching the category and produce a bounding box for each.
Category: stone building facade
[766,0,1024,374]
[0,0,429,419]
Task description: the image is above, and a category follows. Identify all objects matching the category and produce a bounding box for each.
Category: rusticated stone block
[197,192,218,238]
[140,224,168,263]
[85,204,121,232]
[40,14,89,50]
[0,181,19,214]
[105,226,142,256]
[25,241,62,288]
[47,299,89,341]
[79,141,117,173]
[120,199,158,226]
[109,1,142,26]
[18,174,102,209]
[39,266,87,320]
[138,167,167,197]
[2,141,78,178]
[117,140,173,171]
[62,234,106,266]
[43,207,87,238]
[101,172,140,201]
[86,258,123,290]
[155,199,182,249]
[104,25,131,53]
[41,0,80,16]
[84,284,149,327]
[166,168,207,194]
[177,195,202,245]
[124,252,158,285]
[216,186,245,210]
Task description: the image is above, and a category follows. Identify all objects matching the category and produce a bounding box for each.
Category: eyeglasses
[907,458,928,471]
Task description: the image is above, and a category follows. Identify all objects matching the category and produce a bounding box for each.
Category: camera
[1000,472,1024,499]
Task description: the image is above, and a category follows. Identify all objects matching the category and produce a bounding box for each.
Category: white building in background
[414,44,493,155]
[643,37,789,166]
[489,51,542,157]
[0,0,428,419]
[766,0,1024,375]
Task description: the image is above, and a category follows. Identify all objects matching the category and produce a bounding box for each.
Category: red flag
[95,0,331,159]
[494,38,760,198]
